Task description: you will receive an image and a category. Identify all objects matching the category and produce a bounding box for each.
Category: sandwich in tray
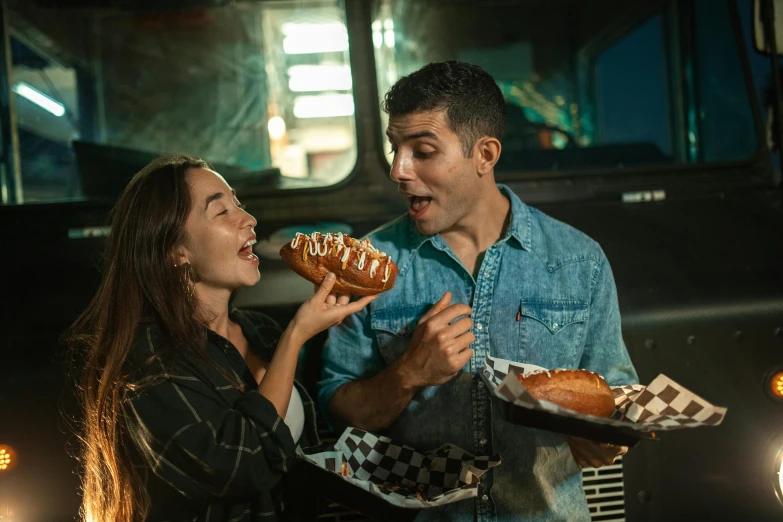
[481,356,728,446]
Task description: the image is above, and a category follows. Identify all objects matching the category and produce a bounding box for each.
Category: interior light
[293,94,354,119]
[12,82,65,117]
[288,65,352,92]
[267,116,286,140]
[384,30,395,48]
[282,23,348,54]
[373,31,383,49]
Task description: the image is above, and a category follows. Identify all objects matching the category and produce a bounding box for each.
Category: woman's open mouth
[239,238,259,263]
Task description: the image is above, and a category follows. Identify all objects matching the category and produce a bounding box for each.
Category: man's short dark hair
[382,60,506,157]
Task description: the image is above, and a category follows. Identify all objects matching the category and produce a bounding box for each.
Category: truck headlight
[776,445,783,505]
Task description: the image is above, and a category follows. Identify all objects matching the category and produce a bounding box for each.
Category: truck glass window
[4,0,356,204]
[373,0,759,174]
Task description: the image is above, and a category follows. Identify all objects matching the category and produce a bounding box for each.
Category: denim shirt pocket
[370,304,427,366]
[518,298,588,368]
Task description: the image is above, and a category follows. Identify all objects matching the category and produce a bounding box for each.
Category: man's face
[386,110,482,236]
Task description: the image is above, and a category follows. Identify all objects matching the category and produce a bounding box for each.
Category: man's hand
[398,292,474,389]
[567,436,628,468]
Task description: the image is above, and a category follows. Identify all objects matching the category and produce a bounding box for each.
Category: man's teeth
[242,239,258,249]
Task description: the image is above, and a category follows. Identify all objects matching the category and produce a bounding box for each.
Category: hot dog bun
[279,232,398,296]
[517,369,616,418]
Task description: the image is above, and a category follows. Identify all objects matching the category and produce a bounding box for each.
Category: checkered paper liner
[298,427,501,508]
[482,356,727,432]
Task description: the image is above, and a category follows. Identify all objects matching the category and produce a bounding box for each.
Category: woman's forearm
[256,327,303,418]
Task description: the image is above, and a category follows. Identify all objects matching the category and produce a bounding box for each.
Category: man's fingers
[431,303,473,327]
[439,317,474,344]
[571,441,626,468]
[337,294,351,306]
[418,292,452,325]
[453,346,473,368]
[326,294,337,306]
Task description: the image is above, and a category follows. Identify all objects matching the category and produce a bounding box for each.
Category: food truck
[0,0,782,520]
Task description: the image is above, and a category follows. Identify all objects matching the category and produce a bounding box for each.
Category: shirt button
[481,494,489,502]
[479,438,487,446]
[552,323,559,330]
[476,323,483,330]
[478,381,485,388]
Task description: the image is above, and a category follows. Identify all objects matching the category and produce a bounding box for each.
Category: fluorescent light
[293,94,354,119]
[384,30,395,48]
[288,65,352,92]
[267,116,286,140]
[12,82,65,117]
[373,31,383,49]
[282,22,348,54]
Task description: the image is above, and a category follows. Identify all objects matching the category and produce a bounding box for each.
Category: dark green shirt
[123,309,318,522]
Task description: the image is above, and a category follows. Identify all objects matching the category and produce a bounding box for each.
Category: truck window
[4,0,357,204]
[373,0,760,175]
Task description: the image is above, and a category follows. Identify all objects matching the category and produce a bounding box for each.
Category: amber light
[771,372,783,399]
[0,445,17,472]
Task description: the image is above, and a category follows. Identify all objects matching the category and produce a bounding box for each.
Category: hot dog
[517,369,616,418]
[279,232,398,296]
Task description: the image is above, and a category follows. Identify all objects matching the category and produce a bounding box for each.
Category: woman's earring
[175,263,196,299]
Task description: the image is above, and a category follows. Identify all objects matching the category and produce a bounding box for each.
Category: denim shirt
[318,185,638,522]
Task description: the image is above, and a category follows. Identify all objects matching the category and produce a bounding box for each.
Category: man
[317,61,638,521]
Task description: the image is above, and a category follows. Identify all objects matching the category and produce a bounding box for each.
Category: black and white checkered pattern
[483,356,727,432]
[300,428,501,508]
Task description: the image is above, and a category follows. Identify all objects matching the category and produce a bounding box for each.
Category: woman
[66,155,373,522]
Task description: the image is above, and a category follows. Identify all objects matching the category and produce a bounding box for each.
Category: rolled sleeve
[579,253,639,386]
[124,370,296,500]
[317,306,383,424]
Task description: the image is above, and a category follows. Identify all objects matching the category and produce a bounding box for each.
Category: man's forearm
[328,357,419,433]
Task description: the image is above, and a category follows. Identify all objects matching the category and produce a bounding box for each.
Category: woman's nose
[241,208,257,228]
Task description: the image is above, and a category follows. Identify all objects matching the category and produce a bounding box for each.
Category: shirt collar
[498,184,533,251]
[406,183,533,252]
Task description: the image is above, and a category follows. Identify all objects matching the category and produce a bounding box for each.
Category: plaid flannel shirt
[122,309,318,522]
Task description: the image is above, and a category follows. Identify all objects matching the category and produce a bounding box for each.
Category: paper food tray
[481,356,727,446]
[298,427,501,510]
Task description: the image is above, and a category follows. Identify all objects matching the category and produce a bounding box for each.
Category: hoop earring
[175,263,196,299]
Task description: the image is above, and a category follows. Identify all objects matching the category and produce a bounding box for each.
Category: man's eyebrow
[386,130,439,142]
[204,189,236,211]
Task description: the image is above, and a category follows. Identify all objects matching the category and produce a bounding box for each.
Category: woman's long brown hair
[65,155,214,522]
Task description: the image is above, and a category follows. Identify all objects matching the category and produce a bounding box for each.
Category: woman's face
[179,168,260,296]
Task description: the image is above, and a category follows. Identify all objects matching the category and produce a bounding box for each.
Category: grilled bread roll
[517,369,616,418]
[279,232,398,296]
